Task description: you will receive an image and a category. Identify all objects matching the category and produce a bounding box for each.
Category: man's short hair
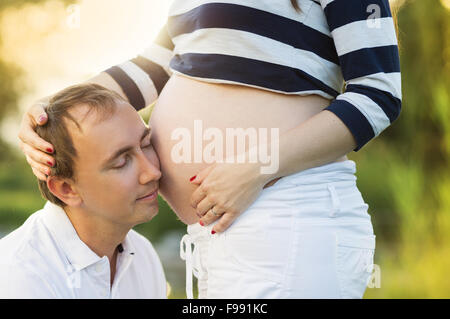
[36,83,126,207]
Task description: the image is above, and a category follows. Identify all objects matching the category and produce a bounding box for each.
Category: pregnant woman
[18,0,401,298]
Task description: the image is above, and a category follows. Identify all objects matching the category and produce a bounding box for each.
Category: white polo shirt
[0,201,167,298]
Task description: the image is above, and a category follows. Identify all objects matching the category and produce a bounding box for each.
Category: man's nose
[137,152,161,184]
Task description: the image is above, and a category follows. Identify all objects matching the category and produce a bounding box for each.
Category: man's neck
[63,206,130,283]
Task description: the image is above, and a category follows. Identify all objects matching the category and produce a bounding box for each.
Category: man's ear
[47,176,82,207]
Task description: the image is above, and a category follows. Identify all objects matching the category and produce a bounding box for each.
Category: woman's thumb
[190,165,215,184]
[37,113,47,125]
[31,102,48,125]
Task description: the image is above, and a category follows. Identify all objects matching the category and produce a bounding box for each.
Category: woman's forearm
[83,72,129,103]
[259,110,358,183]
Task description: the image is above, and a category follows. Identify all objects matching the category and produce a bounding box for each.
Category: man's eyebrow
[101,127,151,168]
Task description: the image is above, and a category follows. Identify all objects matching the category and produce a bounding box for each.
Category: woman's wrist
[242,147,278,189]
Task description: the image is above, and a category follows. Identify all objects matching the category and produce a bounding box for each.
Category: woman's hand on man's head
[18,98,55,181]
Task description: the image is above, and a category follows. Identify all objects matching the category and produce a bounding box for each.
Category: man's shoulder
[0,208,59,298]
[0,207,62,280]
[0,208,47,260]
[0,260,57,298]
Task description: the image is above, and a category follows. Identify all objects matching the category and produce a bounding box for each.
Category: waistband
[272,159,357,187]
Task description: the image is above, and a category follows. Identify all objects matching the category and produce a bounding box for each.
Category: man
[0,83,166,298]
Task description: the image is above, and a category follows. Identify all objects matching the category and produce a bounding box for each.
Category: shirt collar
[119,231,136,257]
[41,201,134,271]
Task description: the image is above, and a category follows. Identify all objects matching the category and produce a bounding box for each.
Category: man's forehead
[64,103,115,135]
[65,101,147,153]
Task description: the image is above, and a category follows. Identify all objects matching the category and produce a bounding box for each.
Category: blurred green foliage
[0,0,450,298]
[360,0,450,298]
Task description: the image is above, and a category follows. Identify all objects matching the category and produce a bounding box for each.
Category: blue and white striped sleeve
[103,23,174,111]
[320,0,402,152]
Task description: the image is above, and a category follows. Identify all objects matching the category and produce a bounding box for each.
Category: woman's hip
[197,222,376,298]
[183,160,376,298]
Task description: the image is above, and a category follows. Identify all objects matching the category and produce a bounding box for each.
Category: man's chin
[135,206,159,224]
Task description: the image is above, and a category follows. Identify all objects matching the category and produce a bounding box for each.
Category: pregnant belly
[149,73,348,225]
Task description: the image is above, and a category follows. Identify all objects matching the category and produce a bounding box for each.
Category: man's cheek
[111,179,136,202]
[91,181,122,204]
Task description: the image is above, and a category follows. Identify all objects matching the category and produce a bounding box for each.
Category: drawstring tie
[180,234,200,299]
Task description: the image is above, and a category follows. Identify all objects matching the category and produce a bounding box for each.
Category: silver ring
[210,206,219,216]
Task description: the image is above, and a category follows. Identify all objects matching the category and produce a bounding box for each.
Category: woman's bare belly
[149,73,348,225]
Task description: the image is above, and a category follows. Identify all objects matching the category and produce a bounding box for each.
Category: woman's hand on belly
[189,153,270,234]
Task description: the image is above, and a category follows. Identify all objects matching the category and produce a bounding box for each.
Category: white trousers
[180,160,376,298]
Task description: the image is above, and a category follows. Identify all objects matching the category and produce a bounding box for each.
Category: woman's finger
[211,212,236,234]
[18,121,54,154]
[26,155,52,178]
[31,167,48,181]
[21,141,55,168]
[190,184,208,209]
[190,164,215,185]
[199,206,225,226]
[27,101,49,126]
[195,196,216,217]
[18,102,54,154]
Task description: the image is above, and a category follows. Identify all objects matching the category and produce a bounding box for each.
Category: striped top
[104,0,402,152]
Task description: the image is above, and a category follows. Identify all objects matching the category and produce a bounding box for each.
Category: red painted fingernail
[211,230,216,235]
[47,161,53,167]
[199,220,204,226]
[189,175,197,182]
[46,148,53,153]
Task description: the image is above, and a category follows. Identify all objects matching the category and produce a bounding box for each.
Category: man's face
[67,100,161,227]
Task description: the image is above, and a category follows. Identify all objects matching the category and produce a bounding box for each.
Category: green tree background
[0,0,449,298]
